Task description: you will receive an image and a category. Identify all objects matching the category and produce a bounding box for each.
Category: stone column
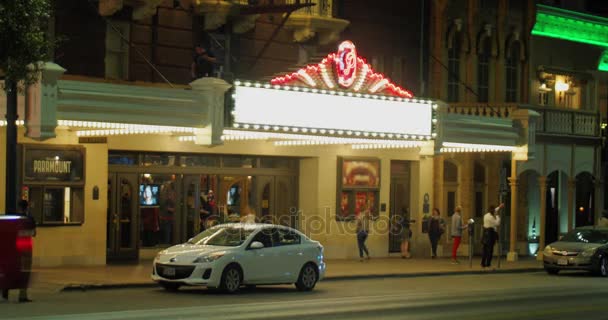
[189,77,232,146]
[567,179,576,231]
[537,176,547,261]
[507,159,519,262]
[595,179,603,226]
[460,154,474,244]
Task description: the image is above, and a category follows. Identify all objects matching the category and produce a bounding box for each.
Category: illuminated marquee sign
[233,41,434,140]
[233,83,433,138]
[271,41,413,98]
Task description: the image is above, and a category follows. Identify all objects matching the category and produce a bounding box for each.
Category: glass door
[254,176,298,227]
[182,175,201,241]
[389,161,410,253]
[107,173,139,262]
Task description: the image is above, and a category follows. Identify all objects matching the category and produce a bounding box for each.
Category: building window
[477,38,491,102]
[105,20,130,80]
[28,186,85,225]
[505,42,520,103]
[448,34,461,102]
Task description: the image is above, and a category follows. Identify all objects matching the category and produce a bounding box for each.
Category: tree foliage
[0,0,54,86]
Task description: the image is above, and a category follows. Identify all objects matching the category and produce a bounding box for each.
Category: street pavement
[26,256,542,295]
[2,272,607,319]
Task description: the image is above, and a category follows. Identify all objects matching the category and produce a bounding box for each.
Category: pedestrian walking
[451,206,468,264]
[2,200,35,303]
[481,203,504,270]
[356,209,371,261]
[427,208,445,259]
[400,213,415,259]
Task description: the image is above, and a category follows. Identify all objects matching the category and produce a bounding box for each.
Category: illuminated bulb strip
[442,142,516,151]
[297,69,317,87]
[0,120,25,126]
[353,63,370,92]
[58,120,197,134]
[352,142,423,150]
[273,137,421,146]
[369,79,389,93]
[178,136,196,142]
[319,63,336,89]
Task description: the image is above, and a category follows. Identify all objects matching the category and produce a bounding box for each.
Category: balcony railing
[446,103,599,137]
[229,0,333,17]
[527,106,599,137]
[290,0,332,17]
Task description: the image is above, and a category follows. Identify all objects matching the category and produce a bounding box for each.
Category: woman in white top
[481,203,504,269]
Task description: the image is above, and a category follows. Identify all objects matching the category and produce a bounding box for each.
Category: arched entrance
[575,172,595,227]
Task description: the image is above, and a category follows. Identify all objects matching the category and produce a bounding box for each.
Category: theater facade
[0,41,529,266]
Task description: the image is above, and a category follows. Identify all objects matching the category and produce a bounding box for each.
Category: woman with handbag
[428,208,445,259]
[481,203,504,270]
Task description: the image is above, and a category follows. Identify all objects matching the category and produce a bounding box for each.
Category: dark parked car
[543,227,608,276]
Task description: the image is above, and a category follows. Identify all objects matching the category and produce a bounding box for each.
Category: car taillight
[16,236,32,253]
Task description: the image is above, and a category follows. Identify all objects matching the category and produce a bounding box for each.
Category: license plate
[164,267,175,276]
[557,258,568,266]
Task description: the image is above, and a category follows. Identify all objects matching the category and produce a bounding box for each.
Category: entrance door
[389,161,411,253]
[107,173,139,261]
[255,176,298,227]
[183,175,201,241]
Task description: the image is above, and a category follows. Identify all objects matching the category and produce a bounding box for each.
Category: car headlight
[543,246,553,256]
[581,248,597,258]
[193,252,225,263]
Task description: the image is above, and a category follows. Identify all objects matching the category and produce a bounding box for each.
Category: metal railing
[289,0,333,17]
[446,103,600,137]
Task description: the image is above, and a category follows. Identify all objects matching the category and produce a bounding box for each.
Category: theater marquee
[228,41,436,146]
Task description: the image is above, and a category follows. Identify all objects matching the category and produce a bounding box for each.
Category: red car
[0,215,36,292]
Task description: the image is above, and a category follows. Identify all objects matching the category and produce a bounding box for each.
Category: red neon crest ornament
[336,41,357,88]
[270,41,413,98]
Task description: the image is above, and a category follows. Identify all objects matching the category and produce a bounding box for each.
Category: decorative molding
[284,14,349,45]
[194,0,233,30]
[99,0,124,16]
[233,14,260,34]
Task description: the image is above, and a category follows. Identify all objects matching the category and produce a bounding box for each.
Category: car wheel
[220,264,242,294]
[160,281,181,291]
[597,256,608,277]
[545,268,559,275]
[295,263,318,291]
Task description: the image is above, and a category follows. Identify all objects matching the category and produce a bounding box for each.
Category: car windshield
[187,226,255,247]
[560,229,608,244]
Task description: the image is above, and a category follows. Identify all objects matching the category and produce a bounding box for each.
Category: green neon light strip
[599,50,608,71]
[532,5,608,71]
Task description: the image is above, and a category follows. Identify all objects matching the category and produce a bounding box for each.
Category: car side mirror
[250,241,264,249]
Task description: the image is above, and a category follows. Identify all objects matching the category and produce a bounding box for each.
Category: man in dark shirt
[191,44,217,79]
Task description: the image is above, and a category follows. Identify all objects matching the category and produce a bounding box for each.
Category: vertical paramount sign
[23,145,85,184]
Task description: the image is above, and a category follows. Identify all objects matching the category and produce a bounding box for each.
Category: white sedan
[151,223,325,293]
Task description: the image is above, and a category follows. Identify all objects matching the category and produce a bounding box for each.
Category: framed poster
[341,159,380,188]
[336,157,380,221]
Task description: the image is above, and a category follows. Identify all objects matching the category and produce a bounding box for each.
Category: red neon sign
[336,41,357,88]
[270,41,413,98]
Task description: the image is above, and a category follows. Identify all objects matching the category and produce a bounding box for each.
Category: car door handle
[297,252,303,256]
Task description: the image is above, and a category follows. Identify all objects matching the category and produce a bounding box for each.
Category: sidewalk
[28,256,543,294]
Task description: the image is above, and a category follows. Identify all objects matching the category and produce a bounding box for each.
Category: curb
[60,267,544,292]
